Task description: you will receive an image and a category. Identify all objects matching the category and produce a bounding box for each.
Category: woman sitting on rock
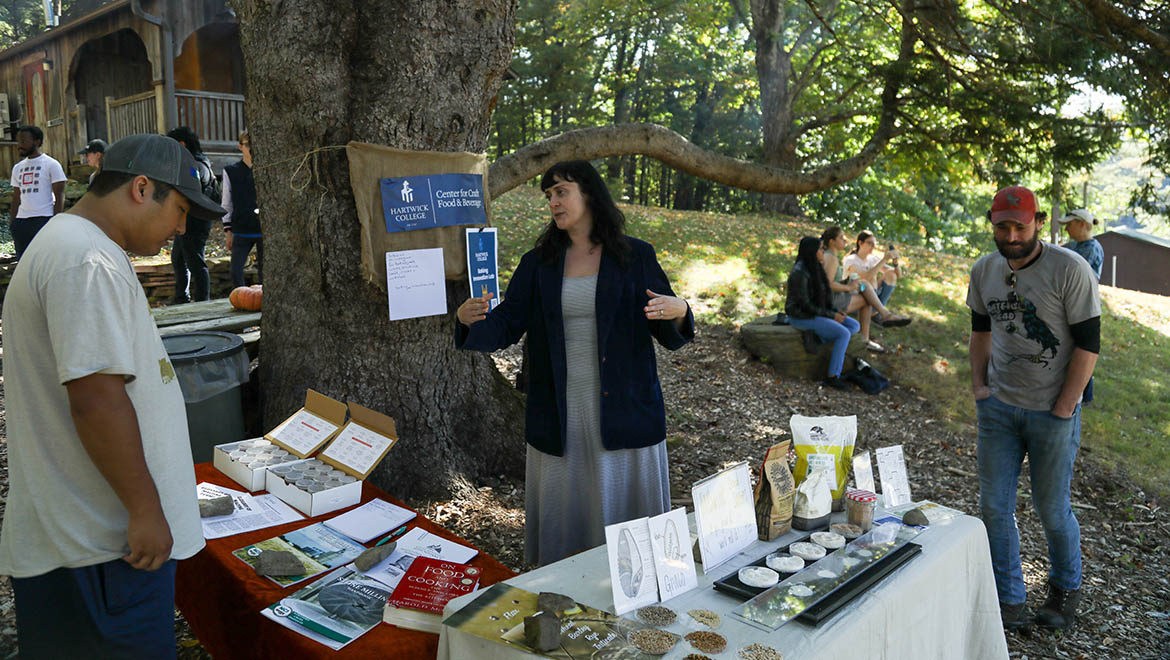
[821,226,911,354]
[785,236,859,390]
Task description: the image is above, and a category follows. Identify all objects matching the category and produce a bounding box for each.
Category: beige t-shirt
[0,213,204,577]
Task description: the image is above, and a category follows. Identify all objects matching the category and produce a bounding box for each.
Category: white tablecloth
[439,514,1009,660]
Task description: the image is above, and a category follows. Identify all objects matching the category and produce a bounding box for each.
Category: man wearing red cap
[966,185,1100,631]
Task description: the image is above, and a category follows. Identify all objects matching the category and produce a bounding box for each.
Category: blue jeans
[13,559,178,659]
[789,315,860,377]
[976,395,1082,605]
[877,280,895,306]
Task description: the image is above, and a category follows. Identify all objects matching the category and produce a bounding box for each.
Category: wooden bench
[740,313,866,380]
[152,299,262,360]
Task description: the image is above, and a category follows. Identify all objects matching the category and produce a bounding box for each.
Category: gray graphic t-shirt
[967,243,1100,411]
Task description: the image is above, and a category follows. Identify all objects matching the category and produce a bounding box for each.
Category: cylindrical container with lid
[846,489,878,531]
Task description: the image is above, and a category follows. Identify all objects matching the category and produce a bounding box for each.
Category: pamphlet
[646,507,698,602]
[443,582,679,660]
[876,445,912,507]
[261,566,390,650]
[353,545,417,591]
[320,421,398,477]
[386,248,447,321]
[394,527,478,564]
[197,483,304,540]
[268,410,340,457]
[852,450,875,493]
[692,461,757,573]
[465,227,500,309]
[324,498,416,543]
[232,522,367,587]
[604,517,658,614]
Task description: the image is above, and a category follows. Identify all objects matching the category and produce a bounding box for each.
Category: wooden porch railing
[106,90,158,143]
[176,89,246,147]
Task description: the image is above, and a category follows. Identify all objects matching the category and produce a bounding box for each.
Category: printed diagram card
[386,248,447,321]
[604,517,658,615]
[646,508,697,602]
[268,410,340,457]
[692,461,757,574]
[320,421,396,478]
[853,450,875,493]
[876,445,912,507]
[466,228,499,310]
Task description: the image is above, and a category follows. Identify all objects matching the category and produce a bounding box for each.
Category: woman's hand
[644,289,688,321]
[457,293,494,327]
[834,311,847,323]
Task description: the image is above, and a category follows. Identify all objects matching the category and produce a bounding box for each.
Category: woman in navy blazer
[457,160,694,565]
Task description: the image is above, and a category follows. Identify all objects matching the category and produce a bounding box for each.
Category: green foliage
[493,185,1170,497]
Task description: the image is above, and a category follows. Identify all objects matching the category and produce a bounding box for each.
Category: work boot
[999,601,1032,630]
[1036,585,1081,630]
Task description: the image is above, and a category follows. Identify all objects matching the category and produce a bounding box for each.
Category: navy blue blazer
[456,237,695,456]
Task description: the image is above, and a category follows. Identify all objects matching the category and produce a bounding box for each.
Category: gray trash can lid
[162,331,245,366]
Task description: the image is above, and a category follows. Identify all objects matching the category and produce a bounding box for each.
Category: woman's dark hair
[535,160,630,265]
[820,226,843,248]
[166,126,203,156]
[796,236,830,307]
[88,170,174,201]
[849,230,875,255]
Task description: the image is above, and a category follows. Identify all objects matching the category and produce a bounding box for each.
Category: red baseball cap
[990,186,1037,225]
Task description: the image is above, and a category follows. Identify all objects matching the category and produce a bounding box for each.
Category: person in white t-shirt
[0,134,225,658]
[843,230,903,323]
[7,125,67,258]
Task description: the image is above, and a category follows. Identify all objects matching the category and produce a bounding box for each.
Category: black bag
[772,312,790,325]
[801,330,822,355]
[846,358,889,395]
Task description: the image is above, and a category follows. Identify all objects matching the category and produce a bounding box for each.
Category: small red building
[1095,228,1170,297]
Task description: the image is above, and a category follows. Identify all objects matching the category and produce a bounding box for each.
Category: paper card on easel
[692,461,757,574]
[876,445,912,507]
[604,517,658,615]
[647,508,697,602]
[853,450,875,493]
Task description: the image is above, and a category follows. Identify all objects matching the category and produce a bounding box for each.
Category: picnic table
[152,299,261,356]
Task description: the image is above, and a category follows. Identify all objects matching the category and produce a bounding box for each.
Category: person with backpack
[166,127,219,303]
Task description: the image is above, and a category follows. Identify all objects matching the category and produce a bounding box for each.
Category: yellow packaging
[790,415,857,506]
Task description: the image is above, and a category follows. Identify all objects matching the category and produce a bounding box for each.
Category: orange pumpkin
[229,285,262,311]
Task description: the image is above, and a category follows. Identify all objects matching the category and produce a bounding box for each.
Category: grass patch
[492,186,1170,498]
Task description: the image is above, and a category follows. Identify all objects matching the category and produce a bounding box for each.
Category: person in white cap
[1058,209,1103,279]
[0,133,224,658]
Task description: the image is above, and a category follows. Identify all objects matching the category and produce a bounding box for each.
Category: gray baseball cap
[101,133,227,221]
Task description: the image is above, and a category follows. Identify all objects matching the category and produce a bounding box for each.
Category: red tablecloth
[176,463,516,659]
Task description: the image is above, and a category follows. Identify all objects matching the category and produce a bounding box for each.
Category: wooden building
[0,0,245,176]
[1095,228,1170,297]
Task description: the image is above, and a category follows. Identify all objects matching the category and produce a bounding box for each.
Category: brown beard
[995,232,1039,260]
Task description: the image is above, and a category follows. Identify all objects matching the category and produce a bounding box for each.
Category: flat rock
[255,550,305,576]
[537,591,580,616]
[198,495,234,518]
[523,611,561,652]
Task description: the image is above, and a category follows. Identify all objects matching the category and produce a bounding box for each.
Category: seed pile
[269,458,356,494]
[739,643,783,660]
[684,630,727,654]
[687,609,722,629]
[636,605,677,626]
[227,439,297,469]
[683,655,713,660]
[628,628,676,654]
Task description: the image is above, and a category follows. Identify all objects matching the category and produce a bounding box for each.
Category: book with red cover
[386,556,481,616]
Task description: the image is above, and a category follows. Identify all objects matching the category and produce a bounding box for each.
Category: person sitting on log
[820,226,911,354]
[785,236,858,390]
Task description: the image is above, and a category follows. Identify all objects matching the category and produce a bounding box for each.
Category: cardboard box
[213,439,272,492]
[265,459,364,517]
[265,390,349,458]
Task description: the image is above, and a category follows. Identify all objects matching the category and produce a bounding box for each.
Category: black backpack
[845,358,889,395]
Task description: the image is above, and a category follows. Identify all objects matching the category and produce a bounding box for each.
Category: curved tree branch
[1076,0,1170,59]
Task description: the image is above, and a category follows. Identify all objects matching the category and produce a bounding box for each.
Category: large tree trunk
[235,0,523,500]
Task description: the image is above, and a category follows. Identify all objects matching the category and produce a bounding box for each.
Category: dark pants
[231,234,263,287]
[171,217,212,302]
[12,215,52,258]
[12,559,178,660]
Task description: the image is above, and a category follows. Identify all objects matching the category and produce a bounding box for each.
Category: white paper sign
[646,508,697,602]
[394,527,478,564]
[269,410,339,456]
[320,421,397,476]
[876,445,912,507]
[386,248,447,321]
[692,461,757,574]
[853,450,875,493]
[604,517,659,614]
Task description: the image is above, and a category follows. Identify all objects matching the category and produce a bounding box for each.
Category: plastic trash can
[162,331,250,463]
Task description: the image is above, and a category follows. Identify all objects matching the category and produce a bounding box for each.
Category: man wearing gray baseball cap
[0,133,224,658]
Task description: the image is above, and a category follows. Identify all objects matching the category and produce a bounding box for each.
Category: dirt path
[0,321,1167,659]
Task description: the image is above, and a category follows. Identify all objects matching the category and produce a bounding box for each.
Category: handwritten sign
[385,248,447,321]
[647,507,697,602]
[692,461,757,573]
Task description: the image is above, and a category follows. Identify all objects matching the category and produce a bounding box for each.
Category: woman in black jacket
[785,236,859,389]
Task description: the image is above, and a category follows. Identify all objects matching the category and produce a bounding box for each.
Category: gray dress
[524,274,671,567]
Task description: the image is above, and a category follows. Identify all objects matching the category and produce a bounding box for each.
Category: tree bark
[235,0,523,500]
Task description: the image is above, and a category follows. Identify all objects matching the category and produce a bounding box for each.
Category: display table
[438,514,1009,660]
[176,463,516,659]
